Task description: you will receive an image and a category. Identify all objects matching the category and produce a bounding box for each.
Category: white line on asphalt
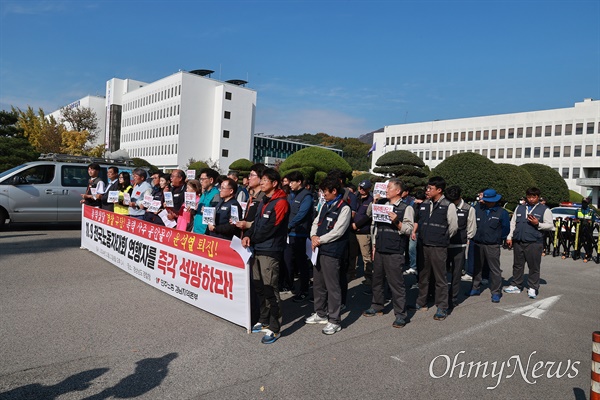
[498,295,561,319]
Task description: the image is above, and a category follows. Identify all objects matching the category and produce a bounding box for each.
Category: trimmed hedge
[431,152,498,201]
[279,147,352,184]
[520,163,569,207]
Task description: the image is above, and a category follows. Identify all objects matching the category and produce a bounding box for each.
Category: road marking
[498,295,561,319]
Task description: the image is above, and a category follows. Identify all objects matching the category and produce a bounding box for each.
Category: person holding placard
[207,178,242,240]
[100,167,119,212]
[192,168,220,234]
[363,178,414,328]
[128,168,153,220]
[144,172,168,225]
[176,179,201,231]
[80,163,104,207]
[114,172,133,216]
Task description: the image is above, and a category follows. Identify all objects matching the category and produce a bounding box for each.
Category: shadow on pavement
[0,237,82,256]
[0,368,109,400]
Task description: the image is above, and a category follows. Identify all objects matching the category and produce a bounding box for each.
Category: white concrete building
[113,70,257,172]
[49,95,107,148]
[372,99,600,201]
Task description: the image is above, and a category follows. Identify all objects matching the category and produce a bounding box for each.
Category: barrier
[592,331,600,400]
[550,218,599,264]
[80,205,251,330]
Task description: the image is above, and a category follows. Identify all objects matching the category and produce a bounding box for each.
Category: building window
[597,145,600,157]
[402,136,407,145]
[408,136,412,145]
[476,130,481,140]
[490,149,496,159]
[224,111,231,119]
[507,148,513,158]
[439,133,444,142]
[498,148,504,158]
[508,128,514,139]
[445,150,451,158]
[524,147,531,157]
[447,132,452,142]
[453,132,459,142]
[386,137,390,146]
[433,134,438,143]
[562,168,569,179]
[499,129,505,139]
[419,151,423,159]
[460,132,466,141]
[555,125,562,136]
[439,151,443,159]
[425,151,430,160]
[575,123,583,134]
[585,145,593,156]
[483,130,489,140]
[573,168,580,179]
[574,145,581,157]
[563,146,571,157]
[491,130,497,140]
[222,149,229,157]
[543,147,550,157]
[432,152,436,160]
[544,126,552,136]
[535,126,542,137]
[534,147,540,158]
[517,127,523,138]
[587,122,595,134]
[223,130,230,138]
[426,134,431,143]
[421,134,425,143]
[468,131,473,141]
[225,92,232,100]
[526,127,532,138]
[391,137,395,145]
[553,146,560,157]
[565,124,572,135]
[482,149,488,157]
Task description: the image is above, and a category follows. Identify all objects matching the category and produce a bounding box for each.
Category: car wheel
[0,208,7,228]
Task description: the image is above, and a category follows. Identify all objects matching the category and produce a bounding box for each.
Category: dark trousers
[417,245,449,310]
[314,254,342,325]
[283,236,310,293]
[510,241,543,291]
[252,254,282,333]
[446,246,466,306]
[339,249,349,305]
[371,252,407,319]
[473,243,503,295]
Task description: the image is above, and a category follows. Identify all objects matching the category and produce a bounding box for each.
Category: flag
[367,142,376,155]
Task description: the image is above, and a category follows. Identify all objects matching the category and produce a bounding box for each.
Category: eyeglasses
[248,173,258,178]
[199,177,209,181]
[219,186,232,191]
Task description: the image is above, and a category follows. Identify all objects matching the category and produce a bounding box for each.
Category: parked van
[0,154,135,226]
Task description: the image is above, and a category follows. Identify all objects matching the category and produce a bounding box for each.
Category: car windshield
[0,164,29,180]
[551,207,577,216]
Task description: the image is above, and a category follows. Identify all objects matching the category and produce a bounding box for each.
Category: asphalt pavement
[0,224,598,400]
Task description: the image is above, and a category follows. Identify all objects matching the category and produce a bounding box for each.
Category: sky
[0,0,599,139]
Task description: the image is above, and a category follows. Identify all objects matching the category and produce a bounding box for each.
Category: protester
[100,167,119,212]
[362,178,414,328]
[114,172,133,216]
[128,168,153,220]
[176,179,201,232]
[504,187,554,299]
[207,177,242,240]
[242,168,290,344]
[192,168,220,234]
[305,176,351,335]
[353,180,374,286]
[413,176,458,321]
[228,171,249,203]
[467,188,509,303]
[80,163,104,207]
[144,172,167,226]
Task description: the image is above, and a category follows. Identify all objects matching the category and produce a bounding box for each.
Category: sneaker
[362,308,383,317]
[433,307,447,321]
[279,287,292,294]
[251,322,269,333]
[491,294,502,303]
[261,330,280,344]
[503,285,521,294]
[322,322,341,335]
[481,279,489,285]
[403,268,417,275]
[461,274,473,282]
[528,288,537,299]
[392,317,407,328]
[466,289,480,296]
[305,313,328,324]
[292,292,308,303]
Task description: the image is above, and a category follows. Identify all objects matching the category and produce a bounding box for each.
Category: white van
[0,154,135,226]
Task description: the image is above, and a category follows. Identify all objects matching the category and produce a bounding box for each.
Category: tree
[373,150,428,191]
[350,172,382,188]
[431,152,499,202]
[228,158,254,176]
[279,147,352,184]
[0,110,39,171]
[60,106,99,142]
[132,158,159,171]
[187,160,209,175]
[520,163,569,207]
[14,106,64,153]
[495,163,536,210]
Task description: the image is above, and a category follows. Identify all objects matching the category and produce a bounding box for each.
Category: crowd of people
[81,162,561,345]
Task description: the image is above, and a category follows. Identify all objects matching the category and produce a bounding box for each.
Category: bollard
[592,331,600,400]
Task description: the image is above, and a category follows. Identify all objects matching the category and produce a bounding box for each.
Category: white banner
[81,205,250,330]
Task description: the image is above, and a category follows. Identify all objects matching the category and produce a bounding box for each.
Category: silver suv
[0,154,135,226]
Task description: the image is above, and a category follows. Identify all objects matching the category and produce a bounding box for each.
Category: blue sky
[1,0,598,138]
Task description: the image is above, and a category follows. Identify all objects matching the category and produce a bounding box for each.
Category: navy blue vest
[374,200,408,254]
[473,205,506,245]
[450,202,471,245]
[316,199,350,258]
[85,176,102,207]
[252,196,289,254]
[417,197,451,246]
[288,188,313,237]
[513,203,548,243]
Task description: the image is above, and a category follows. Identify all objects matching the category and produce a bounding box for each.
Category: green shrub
[279,147,352,184]
[520,163,569,207]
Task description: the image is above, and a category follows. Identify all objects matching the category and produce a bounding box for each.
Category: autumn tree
[0,110,39,171]
[14,106,64,153]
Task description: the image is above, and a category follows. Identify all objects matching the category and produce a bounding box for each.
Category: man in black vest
[80,163,104,207]
[169,169,186,214]
[242,168,290,344]
[100,167,119,212]
[445,186,476,308]
[353,180,374,286]
[283,171,314,302]
[363,178,414,328]
[414,176,458,321]
[467,188,510,303]
[504,187,554,299]
[305,176,351,335]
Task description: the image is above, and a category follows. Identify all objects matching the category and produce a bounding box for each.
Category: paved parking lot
[0,225,598,399]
